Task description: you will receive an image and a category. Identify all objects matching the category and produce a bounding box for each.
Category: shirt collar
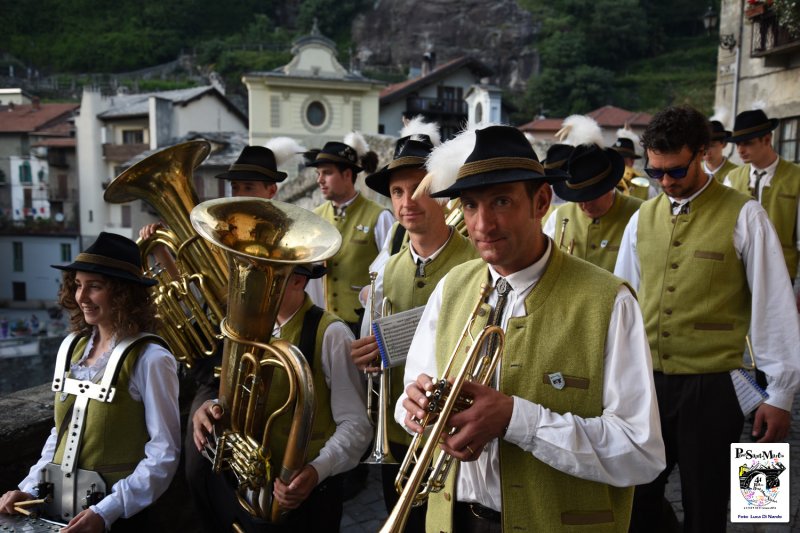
[750,156,780,187]
[408,226,454,264]
[487,239,552,296]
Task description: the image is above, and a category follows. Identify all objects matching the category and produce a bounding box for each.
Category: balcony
[405,96,468,117]
[102,143,148,163]
[751,10,800,64]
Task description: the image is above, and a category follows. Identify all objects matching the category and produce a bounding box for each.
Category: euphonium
[363,272,398,465]
[381,283,504,533]
[103,140,228,366]
[444,198,468,236]
[190,197,341,521]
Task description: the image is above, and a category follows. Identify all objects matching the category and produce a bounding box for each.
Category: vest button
[673,240,681,246]
[333,277,338,281]
[591,244,597,249]
[662,353,671,359]
[671,263,678,269]
[333,307,338,312]
[333,292,337,297]
[665,308,672,315]
[444,492,451,502]
[416,281,425,288]
[662,331,670,338]
[671,217,676,223]
[667,286,675,292]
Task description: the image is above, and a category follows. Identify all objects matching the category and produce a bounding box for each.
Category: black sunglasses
[644,151,698,180]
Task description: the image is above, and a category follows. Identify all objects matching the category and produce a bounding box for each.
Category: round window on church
[306,101,327,127]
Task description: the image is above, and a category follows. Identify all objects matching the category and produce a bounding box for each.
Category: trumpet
[558,217,575,255]
[381,283,504,533]
[363,271,398,465]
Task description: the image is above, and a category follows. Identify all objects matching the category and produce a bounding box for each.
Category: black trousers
[630,372,744,533]
[380,442,427,532]
[184,382,220,533]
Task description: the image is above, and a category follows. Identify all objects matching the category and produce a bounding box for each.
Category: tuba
[363,272,398,465]
[381,283,504,533]
[103,140,228,366]
[191,197,341,521]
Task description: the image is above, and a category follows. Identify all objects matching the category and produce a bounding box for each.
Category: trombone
[364,272,398,465]
[381,283,504,532]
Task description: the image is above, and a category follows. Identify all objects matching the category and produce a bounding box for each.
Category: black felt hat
[611,137,641,160]
[430,126,568,199]
[709,120,732,142]
[215,146,288,183]
[728,110,779,143]
[543,143,574,173]
[304,141,362,173]
[294,263,327,279]
[365,135,434,197]
[52,232,156,286]
[554,144,625,203]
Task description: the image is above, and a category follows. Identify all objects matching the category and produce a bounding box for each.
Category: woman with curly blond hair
[0,232,180,533]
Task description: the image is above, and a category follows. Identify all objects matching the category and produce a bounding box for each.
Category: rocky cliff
[351,0,539,91]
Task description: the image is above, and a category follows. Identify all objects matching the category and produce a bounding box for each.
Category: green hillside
[1,0,720,117]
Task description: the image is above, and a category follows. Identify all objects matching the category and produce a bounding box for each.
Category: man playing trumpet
[395,125,665,532]
[350,117,477,528]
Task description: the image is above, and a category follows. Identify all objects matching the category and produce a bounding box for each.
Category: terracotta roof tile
[0,103,78,133]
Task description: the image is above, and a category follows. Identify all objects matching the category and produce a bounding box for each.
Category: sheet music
[372,306,424,368]
[730,368,769,416]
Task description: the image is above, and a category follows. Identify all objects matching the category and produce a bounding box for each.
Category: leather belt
[456,501,501,523]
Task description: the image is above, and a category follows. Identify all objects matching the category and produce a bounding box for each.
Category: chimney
[32,96,40,110]
[422,51,436,77]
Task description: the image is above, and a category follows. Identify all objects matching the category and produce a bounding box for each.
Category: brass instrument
[382,283,504,533]
[191,197,341,521]
[558,218,575,255]
[444,198,467,236]
[363,272,398,465]
[103,140,228,366]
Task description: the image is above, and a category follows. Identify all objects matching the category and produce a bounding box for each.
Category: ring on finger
[465,444,474,455]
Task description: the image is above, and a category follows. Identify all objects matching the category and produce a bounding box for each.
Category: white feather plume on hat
[343,131,369,157]
[413,124,482,204]
[616,127,640,145]
[752,100,767,111]
[265,137,306,168]
[710,105,729,126]
[524,132,536,145]
[556,115,604,147]
[400,115,442,146]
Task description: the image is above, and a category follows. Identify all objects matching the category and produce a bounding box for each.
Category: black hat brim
[728,118,779,143]
[553,151,624,203]
[430,168,568,199]
[365,160,426,198]
[612,147,641,160]
[304,157,363,174]
[293,264,327,279]
[215,169,287,183]
[52,261,157,287]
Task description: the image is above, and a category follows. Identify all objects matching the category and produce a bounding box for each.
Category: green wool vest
[382,230,478,445]
[727,159,800,278]
[314,194,387,323]
[53,337,148,486]
[427,249,633,533]
[266,296,339,467]
[637,179,751,374]
[712,158,739,183]
[553,193,642,272]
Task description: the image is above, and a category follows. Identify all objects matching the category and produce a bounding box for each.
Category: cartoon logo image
[738,460,786,507]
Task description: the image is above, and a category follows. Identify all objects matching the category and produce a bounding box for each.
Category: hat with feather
[216,137,306,183]
[304,131,378,174]
[552,115,625,203]
[611,126,641,160]
[417,124,567,200]
[366,116,441,197]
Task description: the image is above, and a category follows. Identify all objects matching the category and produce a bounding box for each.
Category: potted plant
[774,0,800,36]
[746,0,774,19]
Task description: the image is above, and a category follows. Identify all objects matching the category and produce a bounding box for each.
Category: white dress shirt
[614,175,800,411]
[20,334,181,528]
[396,242,666,512]
[273,314,372,482]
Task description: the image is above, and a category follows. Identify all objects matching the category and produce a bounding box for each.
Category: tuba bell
[191,197,342,521]
[103,140,228,366]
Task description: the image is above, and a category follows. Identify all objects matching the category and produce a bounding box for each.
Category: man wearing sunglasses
[614,105,800,533]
